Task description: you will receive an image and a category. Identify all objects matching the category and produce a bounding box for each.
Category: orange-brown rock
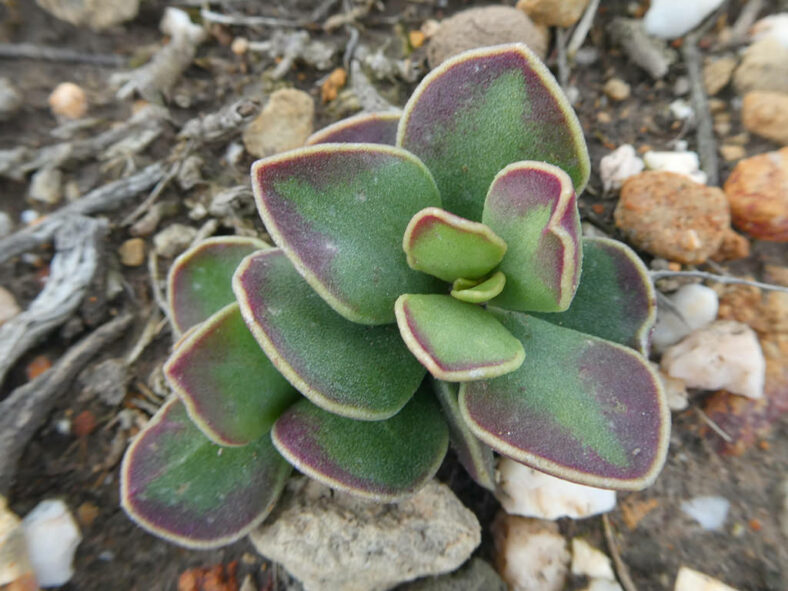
[614,171,730,264]
[711,228,751,262]
[741,91,788,146]
[516,0,589,28]
[723,147,788,242]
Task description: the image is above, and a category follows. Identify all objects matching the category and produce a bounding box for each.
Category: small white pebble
[644,0,726,39]
[652,284,719,352]
[20,210,40,225]
[680,496,730,531]
[22,500,82,587]
[674,566,739,591]
[600,144,644,193]
[48,82,88,120]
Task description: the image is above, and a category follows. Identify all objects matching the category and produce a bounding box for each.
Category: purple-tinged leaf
[451,271,506,304]
[306,111,400,146]
[398,43,590,220]
[272,385,448,501]
[395,294,524,382]
[234,249,425,419]
[403,207,507,282]
[432,379,496,491]
[120,397,290,549]
[168,236,270,335]
[459,311,669,490]
[252,144,442,325]
[531,237,656,355]
[483,161,581,312]
[164,303,298,446]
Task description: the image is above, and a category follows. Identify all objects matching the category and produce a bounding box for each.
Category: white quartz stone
[652,284,719,352]
[644,0,726,39]
[22,500,81,588]
[680,496,730,531]
[600,144,644,193]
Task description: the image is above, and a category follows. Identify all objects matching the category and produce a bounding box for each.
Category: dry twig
[649,270,788,294]
[0,42,126,66]
[0,313,133,495]
[567,0,601,57]
[602,514,638,591]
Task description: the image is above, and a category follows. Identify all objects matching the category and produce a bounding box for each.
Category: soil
[1,1,786,590]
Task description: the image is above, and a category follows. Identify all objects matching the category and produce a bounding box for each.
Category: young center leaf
[234,249,425,420]
[251,144,442,325]
[271,385,448,501]
[164,303,298,446]
[483,161,582,313]
[168,236,271,335]
[398,43,590,221]
[530,237,657,355]
[121,398,291,549]
[459,311,669,490]
[306,111,401,145]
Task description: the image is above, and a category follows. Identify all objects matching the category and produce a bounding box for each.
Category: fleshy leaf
[168,236,270,335]
[395,294,525,381]
[234,249,426,419]
[306,111,400,145]
[483,161,581,312]
[272,385,448,501]
[432,379,496,491]
[120,397,291,549]
[398,43,590,221]
[531,237,656,355]
[459,311,669,490]
[451,271,506,304]
[164,303,299,446]
[252,144,442,325]
[403,207,507,282]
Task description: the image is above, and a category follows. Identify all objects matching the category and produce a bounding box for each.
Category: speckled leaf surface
[531,237,656,354]
[121,398,290,549]
[168,237,271,335]
[451,271,506,304]
[398,44,589,221]
[234,249,425,419]
[395,294,524,381]
[432,379,496,491]
[459,311,669,489]
[252,144,442,325]
[403,207,506,282]
[271,386,448,500]
[306,111,400,145]
[164,303,298,446]
[483,161,582,313]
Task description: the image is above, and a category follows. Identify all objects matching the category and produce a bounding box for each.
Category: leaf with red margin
[252,144,442,325]
[233,249,425,420]
[168,236,271,335]
[403,207,507,282]
[164,303,298,446]
[398,43,589,221]
[395,294,524,382]
[483,161,581,313]
[432,379,496,491]
[271,384,448,501]
[459,311,669,490]
[531,237,656,355]
[306,111,400,145]
[120,397,290,549]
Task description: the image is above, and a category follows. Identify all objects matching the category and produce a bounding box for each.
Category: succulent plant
[121,44,669,548]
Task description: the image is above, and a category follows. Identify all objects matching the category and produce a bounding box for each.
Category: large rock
[403,558,506,591]
[516,0,589,28]
[615,171,730,264]
[243,89,314,158]
[427,6,548,68]
[741,91,788,146]
[723,147,788,241]
[36,0,139,30]
[250,478,480,591]
[733,38,788,95]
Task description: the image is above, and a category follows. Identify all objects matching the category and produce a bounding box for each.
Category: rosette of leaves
[121,44,669,548]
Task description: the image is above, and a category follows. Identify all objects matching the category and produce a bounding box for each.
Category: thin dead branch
[0,216,106,385]
[602,514,638,591]
[177,99,260,144]
[0,162,166,265]
[200,8,310,28]
[567,0,601,57]
[649,270,788,294]
[0,313,133,496]
[0,42,126,66]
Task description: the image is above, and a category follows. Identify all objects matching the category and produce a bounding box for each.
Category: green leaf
[271,385,448,500]
[398,44,590,221]
[252,144,442,325]
[531,237,657,355]
[483,161,582,313]
[403,207,507,282]
[168,236,271,335]
[164,303,299,446]
[306,111,400,145]
[451,271,506,304]
[432,379,496,491]
[234,249,426,419]
[120,397,291,549]
[459,311,669,490]
[395,294,524,381]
